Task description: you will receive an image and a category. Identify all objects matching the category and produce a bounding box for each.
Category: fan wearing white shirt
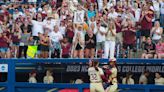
[59,21,66,36]
[155,72,164,85]
[94,23,106,58]
[43,70,54,84]
[133,2,141,22]
[153,0,160,20]
[13,9,24,20]
[29,4,36,13]
[108,7,118,19]
[30,13,44,39]
[97,0,103,11]
[160,0,164,27]
[122,72,134,84]
[49,25,63,58]
[106,0,116,9]
[28,70,37,83]
[139,71,150,84]
[43,16,55,33]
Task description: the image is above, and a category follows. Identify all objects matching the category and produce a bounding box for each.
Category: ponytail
[93,60,99,71]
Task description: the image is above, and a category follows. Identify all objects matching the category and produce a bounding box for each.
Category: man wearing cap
[103,58,118,92]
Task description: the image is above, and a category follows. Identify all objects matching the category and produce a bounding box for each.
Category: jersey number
[91,74,98,80]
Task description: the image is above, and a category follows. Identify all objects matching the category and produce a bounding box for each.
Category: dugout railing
[0,59,164,92]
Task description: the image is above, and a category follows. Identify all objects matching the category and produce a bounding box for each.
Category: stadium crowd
[0,0,164,59]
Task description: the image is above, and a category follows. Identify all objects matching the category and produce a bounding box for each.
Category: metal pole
[7,60,15,92]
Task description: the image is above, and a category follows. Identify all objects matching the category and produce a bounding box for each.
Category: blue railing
[0,59,164,92]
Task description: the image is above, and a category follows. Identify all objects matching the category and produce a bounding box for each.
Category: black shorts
[33,36,39,41]
[140,29,150,37]
[40,45,49,51]
[75,44,82,50]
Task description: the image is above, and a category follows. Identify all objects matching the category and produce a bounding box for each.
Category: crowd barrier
[0,58,164,92]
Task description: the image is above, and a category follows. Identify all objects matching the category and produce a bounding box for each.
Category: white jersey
[109,67,117,84]
[88,67,104,83]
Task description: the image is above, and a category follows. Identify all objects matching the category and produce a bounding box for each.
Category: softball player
[88,60,105,92]
[103,58,118,92]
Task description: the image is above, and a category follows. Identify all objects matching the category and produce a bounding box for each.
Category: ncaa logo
[0,64,8,72]
[1,65,5,71]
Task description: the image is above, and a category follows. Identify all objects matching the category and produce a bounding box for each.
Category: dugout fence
[0,59,164,92]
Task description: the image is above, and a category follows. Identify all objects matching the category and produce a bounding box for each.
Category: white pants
[90,83,105,92]
[106,84,118,92]
[104,40,115,59]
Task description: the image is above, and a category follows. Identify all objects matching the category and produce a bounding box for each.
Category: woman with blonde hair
[84,29,96,58]
[150,21,163,44]
[104,19,116,59]
[72,24,85,58]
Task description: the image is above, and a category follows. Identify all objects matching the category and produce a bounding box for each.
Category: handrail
[0,58,164,63]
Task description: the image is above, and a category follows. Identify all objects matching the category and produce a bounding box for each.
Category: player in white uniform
[88,60,105,92]
[103,58,118,92]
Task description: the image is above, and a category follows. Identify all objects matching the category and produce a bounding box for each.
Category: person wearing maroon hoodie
[139,3,154,44]
[11,23,21,58]
[61,37,71,58]
[122,18,136,58]
[0,32,10,58]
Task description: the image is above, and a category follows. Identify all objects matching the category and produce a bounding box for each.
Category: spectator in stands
[141,37,156,59]
[139,70,150,84]
[43,69,54,84]
[72,25,84,58]
[11,23,21,58]
[154,39,164,59]
[94,22,106,58]
[0,0,163,59]
[65,22,74,43]
[87,4,97,19]
[20,16,32,33]
[122,71,134,84]
[84,29,96,58]
[139,3,154,46]
[59,20,66,36]
[61,37,71,58]
[133,1,141,23]
[152,0,160,21]
[18,27,30,58]
[49,25,63,58]
[108,7,118,19]
[150,21,163,44]
[30,13,44,41]
[104,19,116,59]
[39,31,50,58]
[115,15,122,45]
[154,72,164,85]
[122,18,136,58]
[160,0,164,27]
[28,70,37,83]
[0,32,10,58]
